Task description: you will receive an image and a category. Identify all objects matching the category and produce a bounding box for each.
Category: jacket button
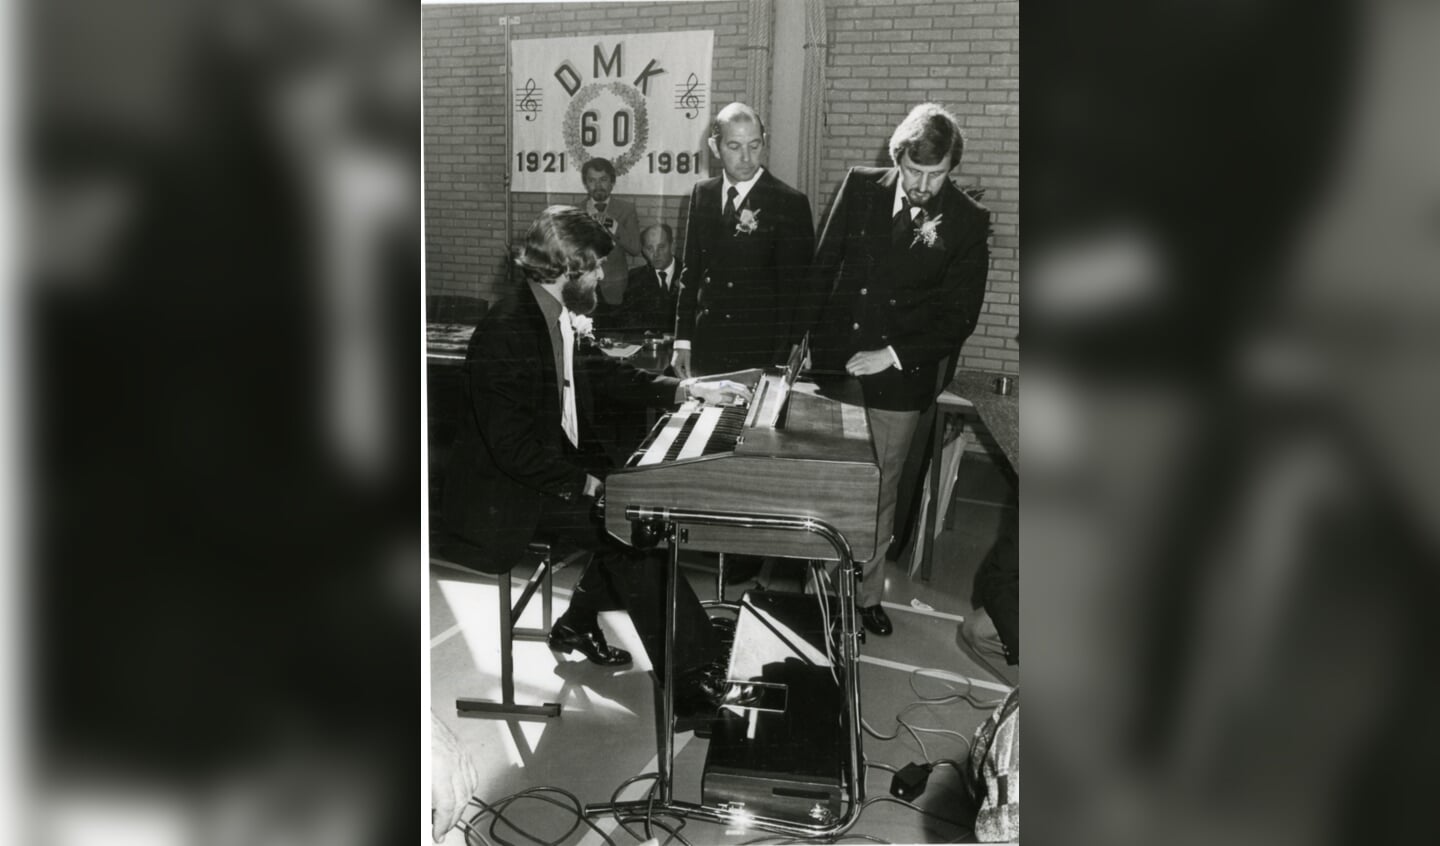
[860,287,868,295]
[852,322,860,331]
[881,334,889,341]
[725,313,733,320]
[727,282,733,288]
[889,299,897,306]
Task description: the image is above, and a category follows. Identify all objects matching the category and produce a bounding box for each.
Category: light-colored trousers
[856,407,921,607]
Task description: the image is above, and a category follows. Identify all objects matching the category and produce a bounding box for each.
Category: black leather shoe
[672,667,728,735]
[859,605,893,637]
[674,673,724,716]
[547,619,632,666]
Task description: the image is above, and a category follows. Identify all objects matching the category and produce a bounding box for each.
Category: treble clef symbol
[680,73,701,119]
[518,78,539,121]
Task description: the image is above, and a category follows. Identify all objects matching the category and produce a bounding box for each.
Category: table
[919,370,1018,581]
[426,322,474,366]
[589,332,674,375]
[427,322,674,372]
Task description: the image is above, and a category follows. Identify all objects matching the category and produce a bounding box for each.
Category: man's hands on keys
[686,379,753,406]
[845,348,899,377]
[670,348,692,379]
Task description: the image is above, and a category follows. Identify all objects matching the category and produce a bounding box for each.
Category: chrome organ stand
[584,342,879,837]
[583,507,867,837]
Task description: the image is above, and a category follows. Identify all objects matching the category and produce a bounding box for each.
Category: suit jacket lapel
[699,178,722,237]
[872,168,902,252]
[743,170,773,213]
[524,285,566,412]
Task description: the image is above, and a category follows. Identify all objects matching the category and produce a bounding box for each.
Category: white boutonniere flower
[911,213,945,250]
[734,207,761,236]
[570,313,595,343]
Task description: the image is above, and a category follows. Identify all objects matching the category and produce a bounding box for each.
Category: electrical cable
[861,665,1008,764]
[811,563,841,686]
[910,724,971,743]
[603,772,695,846]
[456,817,495,846]
[739,837,889,845]
[908,667,1007,710]
[461,787,620,846]
[479,792,578,846]
[606,773,659,843]
[859,794,971,833]
[615,815,691,846]
[929,758,967,775]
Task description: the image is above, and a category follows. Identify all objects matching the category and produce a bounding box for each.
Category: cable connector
[889,762,932,801]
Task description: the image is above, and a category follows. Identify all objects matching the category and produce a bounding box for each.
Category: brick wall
[424,0,1018,375]
[423,2,755,306]
[821,0,1019,375]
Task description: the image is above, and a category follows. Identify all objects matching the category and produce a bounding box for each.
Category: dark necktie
[723,186,738,219]
[657,269,667,291]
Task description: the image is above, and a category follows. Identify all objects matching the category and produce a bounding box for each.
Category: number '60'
[581,110,632,147]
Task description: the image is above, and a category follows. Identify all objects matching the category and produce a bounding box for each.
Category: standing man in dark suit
[611,223,681,333]
[443,205,751,711]
[578,157,641,306]
[805,103,990,637]
[671,102,815,378]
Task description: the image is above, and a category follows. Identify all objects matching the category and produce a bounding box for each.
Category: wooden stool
[456,541,562,720]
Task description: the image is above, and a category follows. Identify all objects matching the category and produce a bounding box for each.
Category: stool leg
[498,576,515,706]
[456,564,562,720]
[542,553,553,630]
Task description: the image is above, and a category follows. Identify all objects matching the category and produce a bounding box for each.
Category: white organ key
[639,409,693,465]
[677,406,723,460]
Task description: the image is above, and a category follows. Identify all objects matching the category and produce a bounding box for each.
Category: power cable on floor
[604,772,694,846]
[461,787,621,846]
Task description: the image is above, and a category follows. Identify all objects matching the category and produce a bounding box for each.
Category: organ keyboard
[605,361,881,562]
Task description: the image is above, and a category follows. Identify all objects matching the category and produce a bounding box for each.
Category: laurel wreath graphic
[562,82,650,177]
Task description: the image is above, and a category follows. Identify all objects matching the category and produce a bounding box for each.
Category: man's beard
[561,274,598,315]
[906,189,933,208]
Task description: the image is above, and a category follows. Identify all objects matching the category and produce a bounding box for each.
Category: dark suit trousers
[538,494,721,682]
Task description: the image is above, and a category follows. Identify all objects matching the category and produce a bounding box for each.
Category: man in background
[611,223,681,333]
[805,103,990,637]
[671,102,814,378]
[579,156,641,306]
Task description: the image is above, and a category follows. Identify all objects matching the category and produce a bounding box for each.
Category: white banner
[510,31,715,195]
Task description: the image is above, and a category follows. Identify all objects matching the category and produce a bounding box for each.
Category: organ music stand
[584,505,867,837]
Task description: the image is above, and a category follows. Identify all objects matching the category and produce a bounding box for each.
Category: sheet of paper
[599,343,641,358]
